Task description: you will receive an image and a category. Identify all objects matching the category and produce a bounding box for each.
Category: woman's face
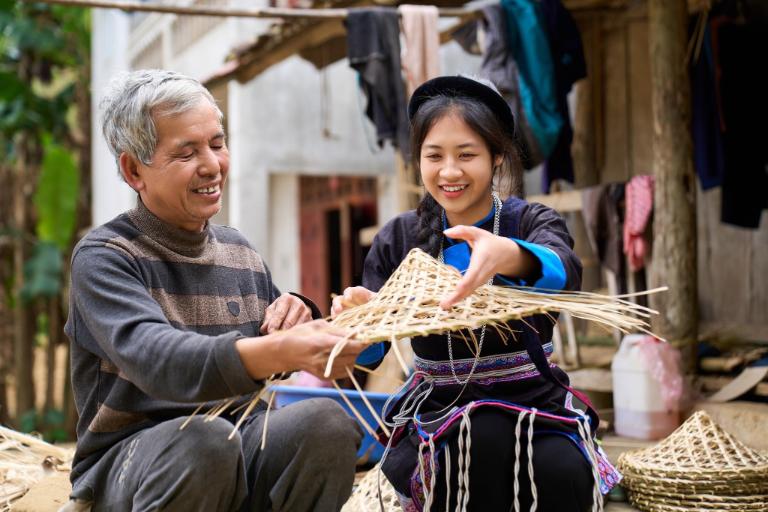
[420,112,501,227]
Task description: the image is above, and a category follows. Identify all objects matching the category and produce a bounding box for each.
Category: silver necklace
[438,192,502,385]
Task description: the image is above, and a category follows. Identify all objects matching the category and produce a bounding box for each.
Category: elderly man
[63,69,365,511]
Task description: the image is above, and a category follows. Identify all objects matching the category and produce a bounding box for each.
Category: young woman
[332,76,620,511]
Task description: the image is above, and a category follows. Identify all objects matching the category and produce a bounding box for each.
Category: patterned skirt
[377,344,621,511]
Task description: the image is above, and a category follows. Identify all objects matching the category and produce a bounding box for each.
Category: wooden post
[12,143,35,419]
[648,0,697,371]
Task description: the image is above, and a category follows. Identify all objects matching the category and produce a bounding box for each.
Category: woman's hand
[331,286,377,318]
[440,225,536,309]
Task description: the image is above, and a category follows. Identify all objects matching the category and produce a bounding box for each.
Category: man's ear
[119,152,145,192]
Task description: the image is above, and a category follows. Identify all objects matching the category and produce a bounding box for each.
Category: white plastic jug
[611,334,681,440]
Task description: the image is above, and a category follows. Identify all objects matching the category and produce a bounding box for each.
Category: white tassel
[456,407,473,512]
[576,418,603,512]
[419,442,430,511]
[445,443,452,512]
[513,409,529,512]
[527,408,538,512]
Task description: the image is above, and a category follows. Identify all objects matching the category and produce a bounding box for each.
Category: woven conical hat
[331,248,654,343]
[342,464,400,512]
[618,410,768,481]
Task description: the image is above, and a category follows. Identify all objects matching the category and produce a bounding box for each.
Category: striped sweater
[65,200,277,482]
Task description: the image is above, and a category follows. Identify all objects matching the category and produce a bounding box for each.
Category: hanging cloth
[713,16,768,228]
[478,4,544,169]
[500,0,564,161]
[691,22,725,191]
[346,8,411,157]
[398,4,440,96]
[540,0,587,192]
[623,175,654,272]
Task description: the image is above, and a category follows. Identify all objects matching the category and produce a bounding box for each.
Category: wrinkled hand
[278,319,367,380]
[440,225,531,309]
[260,293,313,334]
[330,286,376,318]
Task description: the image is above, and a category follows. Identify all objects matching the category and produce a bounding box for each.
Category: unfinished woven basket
[342,464,400,512]
[331,248,657,344]
[618,410,768,512]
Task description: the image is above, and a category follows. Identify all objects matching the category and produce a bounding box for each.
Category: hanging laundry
[451,19,481,55]
[539,0,587,192]
[398,5,440,96]
[346,8,410,157]
[623,175,654,272]
[500,0,563,161]
[691,23,725,191]
[477,4,544,169]
[712,14,768,228]
[581,183,626,280]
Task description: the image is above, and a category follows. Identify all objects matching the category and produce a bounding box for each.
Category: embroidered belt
[412,343,554,386]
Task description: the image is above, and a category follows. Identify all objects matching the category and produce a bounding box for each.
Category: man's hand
[279,320,367,380]
[331,286,376,318]
[260,293,313,334]
[237,319,367,381]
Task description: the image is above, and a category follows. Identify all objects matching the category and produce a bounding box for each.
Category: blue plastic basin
[270,385,390,464]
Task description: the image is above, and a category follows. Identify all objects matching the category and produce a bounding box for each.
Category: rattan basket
[618,410,768,512]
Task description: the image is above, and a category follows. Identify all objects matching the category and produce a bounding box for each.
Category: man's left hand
[260,293,313,334]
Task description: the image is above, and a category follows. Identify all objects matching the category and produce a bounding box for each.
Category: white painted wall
[91,9,135,227]
[267,174,300,292]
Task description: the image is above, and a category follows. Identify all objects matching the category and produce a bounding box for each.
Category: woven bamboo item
[331,248,658,344]
[342,464,400,512]
[0,426,73,511]
[618,410,768,512]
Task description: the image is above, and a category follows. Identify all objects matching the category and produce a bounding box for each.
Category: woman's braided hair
[411,93,523,257]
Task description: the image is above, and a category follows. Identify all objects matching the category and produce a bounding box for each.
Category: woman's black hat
[407,75,515,138]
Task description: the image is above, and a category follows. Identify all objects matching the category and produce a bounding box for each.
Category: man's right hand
[236,319,367,381]
[330,286,377,318]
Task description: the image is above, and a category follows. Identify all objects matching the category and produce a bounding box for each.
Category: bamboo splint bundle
[326,247,663,376]
[189,248,664,455]
[0,426,73,511]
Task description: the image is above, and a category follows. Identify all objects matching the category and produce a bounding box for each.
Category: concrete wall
[91,9,135,226]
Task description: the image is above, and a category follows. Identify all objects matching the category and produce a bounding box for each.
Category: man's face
[122,100,229,232]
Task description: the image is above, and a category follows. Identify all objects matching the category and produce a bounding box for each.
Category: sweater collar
[127,199,210,257]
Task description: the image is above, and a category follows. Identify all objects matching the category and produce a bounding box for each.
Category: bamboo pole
[648,0,697,371]
[33,0,482,19]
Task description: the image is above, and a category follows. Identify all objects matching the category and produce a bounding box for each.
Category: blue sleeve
[355,342,387,365]
[497,238,567,291]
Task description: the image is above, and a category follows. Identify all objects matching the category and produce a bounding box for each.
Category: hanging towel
[478,4,543,169]
[346,8,411,157]
[500,0,563,160]
[623,175,654,272]
[540,0,587,192]
[398,5,440,96]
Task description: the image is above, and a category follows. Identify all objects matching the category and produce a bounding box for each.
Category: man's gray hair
[100,69,223,170]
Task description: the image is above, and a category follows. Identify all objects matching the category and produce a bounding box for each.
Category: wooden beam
[235,19,347,84]
[527,190,583,213]
[648,0,697,370]
[35,0,481,19]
